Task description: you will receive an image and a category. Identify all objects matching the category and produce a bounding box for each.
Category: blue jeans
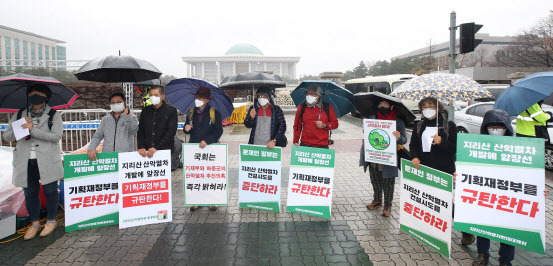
[477,236,515,265]
[22,159,59,222]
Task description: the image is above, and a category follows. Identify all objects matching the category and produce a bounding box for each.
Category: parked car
[455,102,553,170]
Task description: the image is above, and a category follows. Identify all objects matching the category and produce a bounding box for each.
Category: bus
[345,74,418,116]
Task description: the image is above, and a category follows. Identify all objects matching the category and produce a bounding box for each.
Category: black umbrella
[219,72,286,89]
[134,79,162,87]
[354,92,416,124]
[0,73,79,113]
[74,55,162,83]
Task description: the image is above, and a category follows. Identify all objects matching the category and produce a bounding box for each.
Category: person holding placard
[137,85,178,158]
[360,99,407,217]
[292,84,338,149]
[244,86,287,149]
[87,92,138,160]
[4,84,63,240]
[184,87,223,211]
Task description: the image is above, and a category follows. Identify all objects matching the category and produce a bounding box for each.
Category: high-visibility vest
[516,103,550,136]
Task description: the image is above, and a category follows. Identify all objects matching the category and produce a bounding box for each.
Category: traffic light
[459,22,483,54]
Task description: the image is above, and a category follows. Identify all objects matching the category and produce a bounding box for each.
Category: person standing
[515,101,551,139]
[137,85,178,158]
[87,92,138,160]
[292,84,338,149]
[359,99,407,217]
[4,84,63,240]
[244,86,286,149]
[183,87,223,211]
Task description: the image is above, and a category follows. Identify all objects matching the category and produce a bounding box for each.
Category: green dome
[225,44,263,56]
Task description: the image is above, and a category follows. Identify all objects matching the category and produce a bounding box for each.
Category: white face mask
[150,96,161,105]
[422,108,437,119]
[258,98,269,106]
[195,99,205,107]
[488,128,506,136]
[306,95,318,105]
[110,103,125,113]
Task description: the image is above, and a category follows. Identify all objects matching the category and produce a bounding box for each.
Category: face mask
[422,108,437,119]
[149,96,161,105]
[29,94,47,105]
[488,128,506,136]
[306,95,318,105]
[258,98,269,106]
[378,107,391,115]
[195,99,205,107]
[110,103,125,113]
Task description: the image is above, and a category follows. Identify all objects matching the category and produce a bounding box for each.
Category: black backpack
[17,108,57,131]
[299,102,334,145]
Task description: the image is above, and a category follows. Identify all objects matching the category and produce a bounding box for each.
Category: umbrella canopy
[219,72,286,89]
[0,73,79,113]
[75,55,162,83]
[290,80,355,118]
[495,72,553,116]
[390,73,492,102]
[165,78,234,120]
[354,92,416,124]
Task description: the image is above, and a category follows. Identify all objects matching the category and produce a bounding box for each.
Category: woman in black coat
[409,97,457,174]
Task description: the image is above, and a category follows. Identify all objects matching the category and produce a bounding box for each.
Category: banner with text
[64,152,119,232]
[454,134,546,254]
[286,146,335,219]
[239,145,282,212]
[399,159,453,258]
[183,143,228,206]
[118,150,172,229]
[363,119,397,166]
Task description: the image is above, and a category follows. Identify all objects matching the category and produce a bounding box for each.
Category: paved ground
[2,112,553,265]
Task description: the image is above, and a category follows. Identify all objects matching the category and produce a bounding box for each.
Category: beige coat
[4,105,63,187]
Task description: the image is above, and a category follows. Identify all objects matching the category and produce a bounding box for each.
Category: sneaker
[366,201,383,210]
[209,206,218,211]
[461,232,475,245]
[24,224,41,240]
[190,206,200,211]
[40,221,57,237]
[381,206,391,217]
[472,253,489,266]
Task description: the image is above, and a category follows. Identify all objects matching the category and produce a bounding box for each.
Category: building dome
[225,44,263,56]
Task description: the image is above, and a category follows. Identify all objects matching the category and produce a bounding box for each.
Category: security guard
[516,101,551,138]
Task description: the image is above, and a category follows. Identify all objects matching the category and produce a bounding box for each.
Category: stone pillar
[187,63,191,77]
[233,62,236,75]
[201,62,205,79]
[319,72,345,86]
[279,62,283,76]
[264,62,267,71]
[248,62,252,72]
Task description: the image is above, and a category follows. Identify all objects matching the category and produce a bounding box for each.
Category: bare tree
[495,11,553,67]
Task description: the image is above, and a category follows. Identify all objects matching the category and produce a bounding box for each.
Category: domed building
[182,44,300,84]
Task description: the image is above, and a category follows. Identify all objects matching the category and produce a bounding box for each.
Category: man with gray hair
[292,84,339,149]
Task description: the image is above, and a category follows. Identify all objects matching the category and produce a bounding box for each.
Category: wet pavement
[1,112,553,265]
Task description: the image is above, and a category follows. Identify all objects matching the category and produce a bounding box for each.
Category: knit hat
[305,84,322,96]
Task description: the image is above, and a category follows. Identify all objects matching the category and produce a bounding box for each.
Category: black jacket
[481,109,514,136]
[243,99,286,145]
[409,114,457,174]
[184,105,223,144]
[137,102,178,151]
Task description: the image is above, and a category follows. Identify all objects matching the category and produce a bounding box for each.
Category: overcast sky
[2,0,551,77]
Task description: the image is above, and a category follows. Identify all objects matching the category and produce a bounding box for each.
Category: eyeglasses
[306,92,317,97]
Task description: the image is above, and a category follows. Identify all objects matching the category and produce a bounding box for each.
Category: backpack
[17,108,56,130]
[187,107,216,125]
[299,102,333,145]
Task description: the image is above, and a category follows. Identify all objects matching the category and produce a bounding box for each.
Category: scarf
[377,108,397,121]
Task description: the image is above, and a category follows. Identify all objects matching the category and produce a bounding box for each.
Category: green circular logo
[368,129,391,150]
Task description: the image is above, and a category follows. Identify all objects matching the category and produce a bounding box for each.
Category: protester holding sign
[360,99,407,217]
[409,97,457,175]
[137,85,178,158]
[244,86,287,149]
[292,84,338,149]
[3,84,63,240]
[184,87,224,211]
[459,109,548,266]
[87,92,138,160]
